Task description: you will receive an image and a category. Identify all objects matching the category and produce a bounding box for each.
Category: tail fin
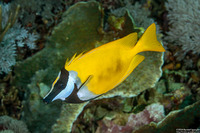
[134,23,165,53]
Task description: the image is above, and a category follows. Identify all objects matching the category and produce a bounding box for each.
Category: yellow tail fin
[134,23,165,53]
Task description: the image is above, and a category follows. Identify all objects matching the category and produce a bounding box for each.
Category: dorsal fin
[114,32,138,48]
[65,52,84,67]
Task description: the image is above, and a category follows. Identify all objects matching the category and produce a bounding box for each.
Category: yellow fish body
[43,23,165,103]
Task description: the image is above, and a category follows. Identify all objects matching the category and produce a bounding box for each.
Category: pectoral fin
[113,54,145,88]
[78,75,93,90]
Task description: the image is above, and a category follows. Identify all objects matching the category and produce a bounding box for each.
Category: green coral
[23,69,62,133]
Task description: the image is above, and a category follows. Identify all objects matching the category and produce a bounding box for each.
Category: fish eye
[59,83,65,89]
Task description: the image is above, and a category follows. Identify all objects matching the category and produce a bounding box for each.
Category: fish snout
[43,97,51,104]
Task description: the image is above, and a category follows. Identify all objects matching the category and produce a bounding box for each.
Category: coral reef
[0,115,29,133]
[0,0,198,133]
[134,101,200,133]
[165,0,200,57]
[96,103,165,133]
[51,2,164,133]
[72,74,198,133]
[12,1,164,132]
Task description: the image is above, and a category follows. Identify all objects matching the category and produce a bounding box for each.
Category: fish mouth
[43,90,59,104]
[43,98,50,104]
[43,96,53,104]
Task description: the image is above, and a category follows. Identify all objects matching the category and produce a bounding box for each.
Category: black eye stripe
[54,67,69,90]
[54,82,65,89]
[60,68,69,81]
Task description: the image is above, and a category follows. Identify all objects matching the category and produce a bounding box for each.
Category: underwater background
[0,0,199,133]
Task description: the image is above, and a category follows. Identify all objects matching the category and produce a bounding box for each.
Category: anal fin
[113,54,145,88]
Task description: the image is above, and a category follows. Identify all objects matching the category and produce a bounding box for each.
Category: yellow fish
[43,23,165,104]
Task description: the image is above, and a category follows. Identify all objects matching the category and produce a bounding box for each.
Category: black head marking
[54,67,69,90]
[43,68,69,104]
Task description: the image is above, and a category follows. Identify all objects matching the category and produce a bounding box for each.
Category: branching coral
[0,85,22,119]
[0,4,19,74]
[0,44,16,74]
[12,0,65,28]
[165,0,200,57]
[0,4,19,42]
[2,22,39,49]
[0,3,39,74]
